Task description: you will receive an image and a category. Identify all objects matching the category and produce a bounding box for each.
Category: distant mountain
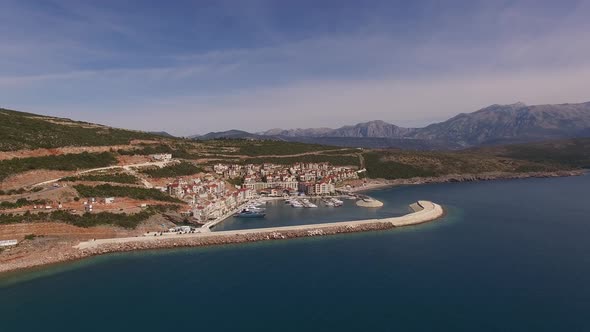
[194,130,269,141]
[409,102,590,146]
[260,120,415,138]
[331,121,415,138]
[191,101,590,149]
[261,127,334,137]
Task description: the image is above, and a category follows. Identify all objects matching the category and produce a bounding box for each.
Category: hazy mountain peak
[191,101,590,149]
[475,102,528,114]
[511,101,527,108]
[412,101,590,146]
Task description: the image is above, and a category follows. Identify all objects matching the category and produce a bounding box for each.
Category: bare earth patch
[0,170,74,190]
[116,155,150,165]
[0,222,136,241]
[0,145,131,161]
[0,216,176,273]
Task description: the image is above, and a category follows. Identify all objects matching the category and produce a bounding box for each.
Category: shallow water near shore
[1,174,590,331]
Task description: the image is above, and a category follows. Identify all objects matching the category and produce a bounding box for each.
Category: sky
[1,0,590,136]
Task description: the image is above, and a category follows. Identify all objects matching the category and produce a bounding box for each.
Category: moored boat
[234,209,266,218]
[291,200,304,208]
[331,198,344,207]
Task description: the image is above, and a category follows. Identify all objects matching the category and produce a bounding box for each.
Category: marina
[213,195,386,232]
[74,200,443,250]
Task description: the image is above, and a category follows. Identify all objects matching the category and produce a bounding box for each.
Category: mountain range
[193,101,590,149]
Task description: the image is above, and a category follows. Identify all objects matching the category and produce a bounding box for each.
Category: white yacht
[291,200,304,208]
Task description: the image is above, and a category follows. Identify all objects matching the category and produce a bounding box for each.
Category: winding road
[31,160,175,188]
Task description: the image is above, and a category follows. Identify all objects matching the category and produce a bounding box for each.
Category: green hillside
[474,138,590,169]
[0,152,118,181]
[1,108,587,185]
[0,108,160,151]
[362,148,568,180]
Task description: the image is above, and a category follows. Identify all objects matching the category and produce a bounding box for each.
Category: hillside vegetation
[237,154,360,166]
[0,205,178,228]
[0,152,117,181]
[478,138,590,169]
[362,149,562,180]
[1,108,588,186]
[62,173,139,184]
[140,162,203,178]
[0,108,160,151]
[195,139,339,156]
[74,184,183,203]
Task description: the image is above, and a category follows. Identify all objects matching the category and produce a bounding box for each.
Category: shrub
[0,198,46,210]
[62,173,139,184]
[363,152,436,179]
[74,184,183,203]
[140,162,203,178]
[0,152,118,181]
[0,205,178,229]
[0,108,160,151]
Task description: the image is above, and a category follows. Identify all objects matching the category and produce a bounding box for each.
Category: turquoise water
[1,174,590,331]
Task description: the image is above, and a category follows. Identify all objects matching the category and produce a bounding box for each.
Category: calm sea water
[1,174,590,331]
[213,196,409,231]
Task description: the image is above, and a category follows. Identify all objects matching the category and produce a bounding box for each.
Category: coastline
[0,200,443,275]
[1,170,584,276]
[345,169,586,193]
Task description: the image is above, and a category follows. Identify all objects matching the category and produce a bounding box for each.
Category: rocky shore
[0,222,397,275]
[349,170,585,192]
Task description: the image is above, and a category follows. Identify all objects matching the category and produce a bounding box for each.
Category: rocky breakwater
[75,200,444,258]
[0,201,443,274]
[77,222,398,257]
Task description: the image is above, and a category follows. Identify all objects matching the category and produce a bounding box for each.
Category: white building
[0,239,18,247]
[150,153,173,161]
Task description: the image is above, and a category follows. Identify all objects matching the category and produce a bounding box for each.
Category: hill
[0,108,164,151]
[149,131,176,138]
[473,137,590,169]
[278,136,459,150]
[0,107,588,190]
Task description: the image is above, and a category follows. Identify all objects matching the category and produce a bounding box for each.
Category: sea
[1,174,589,331]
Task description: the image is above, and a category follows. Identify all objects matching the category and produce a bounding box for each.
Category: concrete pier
[75,200,444,250]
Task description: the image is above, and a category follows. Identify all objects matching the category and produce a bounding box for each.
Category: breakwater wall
[75,201,443,252]
[0,201,443,274]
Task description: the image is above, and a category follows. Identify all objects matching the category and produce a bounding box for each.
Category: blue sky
[1,0,589,135]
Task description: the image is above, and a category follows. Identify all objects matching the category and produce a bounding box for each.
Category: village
[165,160,361,222]
[0,150,364,236]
